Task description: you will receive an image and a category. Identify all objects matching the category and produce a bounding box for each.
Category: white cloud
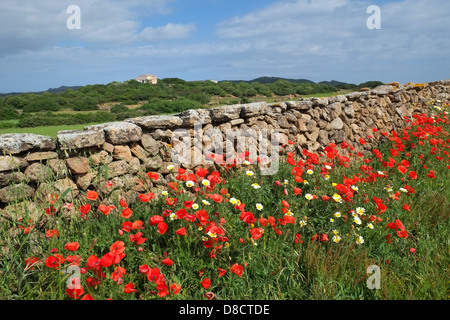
[138,23,197,42]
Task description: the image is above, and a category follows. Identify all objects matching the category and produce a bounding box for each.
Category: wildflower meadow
[0,102,448,301]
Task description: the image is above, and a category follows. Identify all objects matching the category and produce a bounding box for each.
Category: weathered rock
[57,130,105,150]
[107,160,129,178]
[53,178,79,201]
[89,150,113,166]
[130,143,149,161]
[76,170,97,190]
[126,115,183,129]
[176,109,211,127]
[241,102,269,118]
[24,163,54,182]
[372,85,394,96]
[145,155,163,171]
[85,122,142,145]
[141,134,160,156]
[0,156,28,172]
[0,184,35,203]
[47,159,67,177]
[24,151,59,162]
[66,157,90,175]
[0,171,27,187]
[330,117,344,130]
[113,145,133,162]
[210,104,242,122]
[0,133,56,155]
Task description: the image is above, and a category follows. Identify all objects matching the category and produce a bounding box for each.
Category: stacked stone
[0,80,449,208]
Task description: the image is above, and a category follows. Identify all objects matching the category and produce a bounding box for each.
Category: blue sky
[0,0,449,93]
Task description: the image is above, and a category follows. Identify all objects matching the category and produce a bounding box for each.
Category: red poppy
[196,210,209,226]
[184,200,193,209]
[110,241,126,254]
[162,257,174,266]
[45,254,64,269]
[81,294,94,300]
[397,165,408,175]
[196,168,209,178]
[86,255,101,270]
[100,252,115,267]
[98,204,112,215]
[250,228,264,240]
[124,282,138,293]
[150,215,164,226]
[201,278,211,289]
[122,221,133,232]
[147,172,159,180]
[281,200,290,208]
[293,187,302,195]
[66,278,84,299]
[176,227,187,236]
[85,190,98,201]
[426,170,436,179]
[44,227,59,237]
[230,263,244,277]
[64,242,80,251]
[402,203,411,211]
[320,233,329,242]
[132,220,144,230]
[211,193,223,203]
[119,199,128,208]
[218,268,227,277]
[121,208,133,219]
[24,257,41,270]
[157,222,168,235]
[80,204,91,215]
[359,138,366,145]
[170,283,181,294]
[130,232,147,245]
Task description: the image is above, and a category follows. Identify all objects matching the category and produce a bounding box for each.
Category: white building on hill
[135,74,158,84]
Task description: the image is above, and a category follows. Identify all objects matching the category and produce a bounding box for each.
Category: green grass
[0,123,104,138]
[0,104,448,300]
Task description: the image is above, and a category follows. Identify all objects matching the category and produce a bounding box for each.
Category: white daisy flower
[305,193,313,200]
[356,235,364,245]
[332,235,341,243]
[202,179,210,187]
[186,180,195,187]
[192,203,199,210]
[202,200,210,206]
[353,216,362,225]
[334,212,341,218]
[246,170,254,176]
[256,203,264,211]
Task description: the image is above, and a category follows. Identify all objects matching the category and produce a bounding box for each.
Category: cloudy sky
[0,0,449,93]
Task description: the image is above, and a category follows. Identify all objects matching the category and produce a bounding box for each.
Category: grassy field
[0,103,448,301]
[0,123,104,138]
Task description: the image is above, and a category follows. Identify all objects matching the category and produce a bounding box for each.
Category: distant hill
[221,76,366,87]
[221,76,315,85]
[0,85,82,97]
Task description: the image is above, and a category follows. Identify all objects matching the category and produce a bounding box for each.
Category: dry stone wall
[1,80,449,208]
